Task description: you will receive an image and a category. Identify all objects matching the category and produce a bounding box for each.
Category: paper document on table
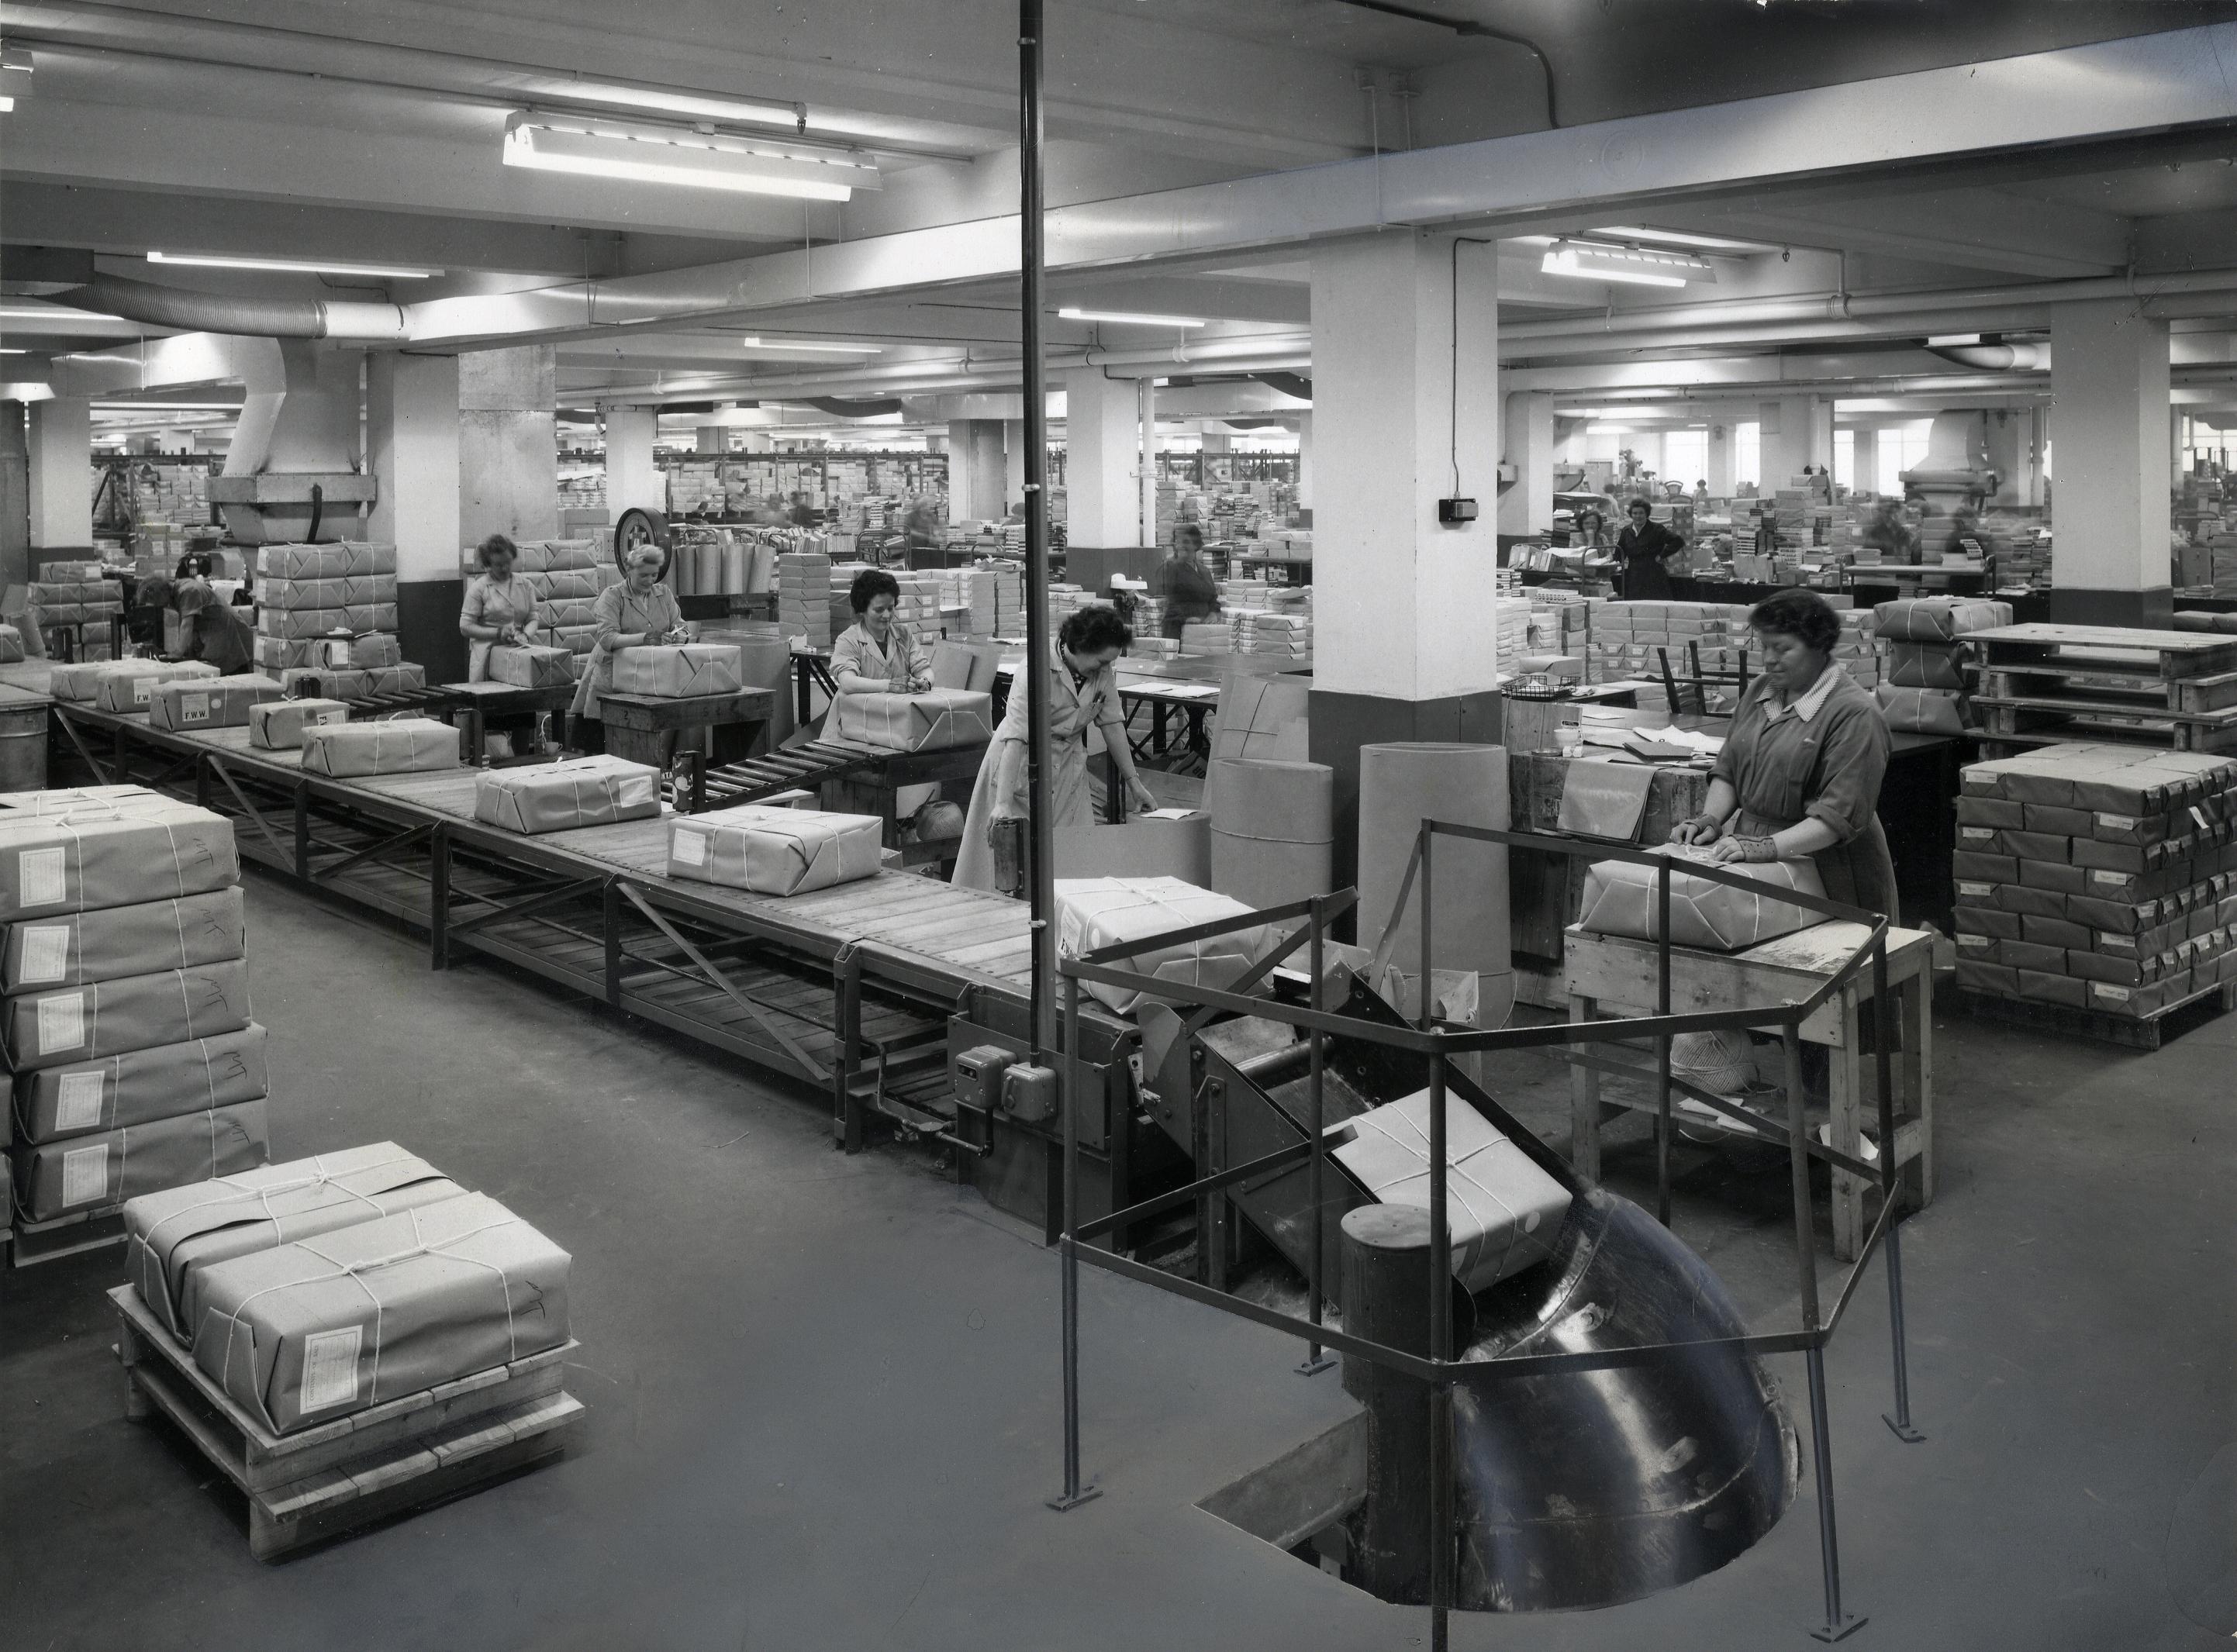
[1634,725,1726,754]
[1141,808,1197,820]
[1155,684,1220,699]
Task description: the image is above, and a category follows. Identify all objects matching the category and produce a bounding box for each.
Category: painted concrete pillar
[1707,416,1735,497]
[1061,368,1141,547]
[0,402,29,589]
[1850,426,1880,497]
[603,407,664,516]
[1003,417,1027,518]
[1137,378,1159,548]
[26,396,91,555]
[696,426,728,455]
[2050,299,2172,623]
[459,345,558,549]
[367,350,464,679]
[1497,390,1554,537]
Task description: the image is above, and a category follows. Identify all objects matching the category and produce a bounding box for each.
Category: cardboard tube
[1357,742,1510,980]
[1206,757,1333,909]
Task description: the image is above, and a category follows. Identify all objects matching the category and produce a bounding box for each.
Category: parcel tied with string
[2,886,245,992]
[475,756,661,835]
[15,1024,271,1141]
[13,1098,269,1222]
[299,718,461,778]
[1331,1087,1572,1292]
[1576,845,1828,951]
[0,806,240,920]
[189,1192,572,1435]
[1055,876,1289,1016]
[831,688,995,753]
[125,1143,469,1343]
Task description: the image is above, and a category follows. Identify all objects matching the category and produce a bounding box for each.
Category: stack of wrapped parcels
[831,688,993,753]
[476,755,662,835]
[122,1147,571,1435]
[511,539,606,657]
[27,562,126,635]
[49,657,221,711]
[1055,876,1289,1014]
[668,805,882,896]
[1952,743,2237,1016]
[1576,845,1828,951]
[1873,597,2011,735]
[2,790,270,1225]
[252,543,403,674]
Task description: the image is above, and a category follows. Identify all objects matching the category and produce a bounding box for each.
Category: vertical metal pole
[1788,1022,1861,1641]
[1019,0,1058,1072]
[1655,858,1673,1226]
[429,824,449,970]
[1050,967,1100,1510]
[1804,1346,1861,1640]
[1784,1025,1819,1329]
[1421,823,1452,1650]
[1876,937,1925,1443]
[1300,894,1334,1375]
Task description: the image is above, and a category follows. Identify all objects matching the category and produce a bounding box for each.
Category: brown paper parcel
[275,664,426,701]
[5,956,254,1071]
[1331,1087,1571,1292]
[257,542,398,580]
[475,756,661,834]
[126,1142,467,1342]
[3,885,245,992]
[609,644,744,698]
[249,698,350,750]
[667,805,882,895]
[1576,847,1828,950]
[191,1192,571,1436]
[831,688,995,752]
[257,574,399,609]
[148,675,283,733]
[0,807,240,920]
[67,659,221,711]
[299,718,461,778]
[486,644,578,688]
[16,1023,269,1142]
[256,602,400,640]
[14,1098,268,1222]
[1055,875,1287,1015]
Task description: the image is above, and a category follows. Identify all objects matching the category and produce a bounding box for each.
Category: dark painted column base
[1308,687,1504,934]
[399,577,468,685]
[2045,586,2173,627]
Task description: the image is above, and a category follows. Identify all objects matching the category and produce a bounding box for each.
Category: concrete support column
[604,407,664,516]
[1807,396,1835,474]
[1137,378,1158,548]
[1760,395,1831,485]
[1003,418,1027,517]
[1296,412,1314,514]
[2172,405,2187,489]
[1307,230,1503,892]
[1707,416,1735,496]
[695,426,727,455]
[460,346,558,554]
[1497,390,1554,537]
[0,402,29,589]
[367,351,464,681]
[1199,429,1231,454]
[968,420,1006,523]
[1851,427,1880,496]
[2051,299,2172,623]
[1061,368,1140,548]
[27,396,92,557]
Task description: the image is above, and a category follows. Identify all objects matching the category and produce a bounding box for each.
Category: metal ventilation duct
[55,275,408,342]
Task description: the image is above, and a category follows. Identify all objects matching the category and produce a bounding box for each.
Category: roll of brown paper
[1206,758,1333,909]
[1357,743,1510,980]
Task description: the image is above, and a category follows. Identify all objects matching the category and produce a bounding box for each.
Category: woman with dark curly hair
[830,567,931,697]
[1669,587,1896,916]
[953,602,1160,892]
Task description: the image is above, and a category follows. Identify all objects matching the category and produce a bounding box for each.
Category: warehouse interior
[1,4,2235,1650]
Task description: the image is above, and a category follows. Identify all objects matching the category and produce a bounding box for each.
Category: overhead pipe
[1929,342,2049,372]
[56,275,409,342]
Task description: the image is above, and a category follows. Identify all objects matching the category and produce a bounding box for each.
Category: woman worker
[953,603,1160,893]
[459,533,540,680]
[830,568,933,697]
[1150,523,1220,640]
[1669,588,1897,918]
[568,540,686,754]
[1615,497,1686,599]
[1571,506,1611,552]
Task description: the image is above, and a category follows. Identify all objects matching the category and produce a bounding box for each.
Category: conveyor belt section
[686,738,894,812]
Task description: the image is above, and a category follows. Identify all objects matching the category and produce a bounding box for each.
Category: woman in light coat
[569,540,685,753]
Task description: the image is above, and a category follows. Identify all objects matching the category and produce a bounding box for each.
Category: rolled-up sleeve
[1804,701,1890,843]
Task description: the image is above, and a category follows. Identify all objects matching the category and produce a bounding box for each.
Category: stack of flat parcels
[1952,743,2237,1015]
[1179,619,1234,657]
[609,644,743,698]
[47,657,219,710]
[249,698,350,750]
[15,1098,267,1221]
[299,718,461,778]
[27,567,126,629]
[275,664,427,702]
[1576,846,1828,950]
[777,551,836,647]
[507,541,602,640]
[485,643,578,688]
[1873,597,2010,726]
[1331,1088,1572,1292]
[189,1191,571,1435]
[475,755,661,835]
[147,674,283,733]
[1055,875,1290,1014]
[831,688,993,752]
[0,803,240,918]
[254,543,401,671]
[667,805,882,896]
[125,1143,467,1341]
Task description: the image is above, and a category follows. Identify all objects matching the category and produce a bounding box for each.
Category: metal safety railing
[1048,818,1928,1647]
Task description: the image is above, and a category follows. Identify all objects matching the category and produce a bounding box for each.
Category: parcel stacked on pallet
[1833,608,1883,689]
[1968,623,2237,757]
[777,550,835,648]
[515,538,605,662]
[1873,597,2011,735]
[113,1143,582,1560]
[29,562,125,654]
[254,543,402,674]
[1952,743,2237,1033]
[3,791,270,1260]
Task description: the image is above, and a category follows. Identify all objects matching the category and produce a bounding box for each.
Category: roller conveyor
[685,736,895,811]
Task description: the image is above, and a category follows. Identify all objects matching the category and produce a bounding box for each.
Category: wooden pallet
[1955,978,2237,1051]
[111,1285,583,1561]
[8,1205,127,1267]
[1966,626,2237,756]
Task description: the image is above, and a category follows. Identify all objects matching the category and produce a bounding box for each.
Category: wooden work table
[597,688,774,769]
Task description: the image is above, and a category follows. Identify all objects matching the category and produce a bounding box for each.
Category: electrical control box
[999,1063,1058,1124]
[1437,497,1479,526]
[953,1044,1015,1113]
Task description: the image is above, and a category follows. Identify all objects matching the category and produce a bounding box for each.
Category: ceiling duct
[802,396,905,417]
[209,340,375,543]
[1249,371,1314,401]
[54,274,407,342]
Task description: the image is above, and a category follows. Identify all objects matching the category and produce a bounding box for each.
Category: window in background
[1735,422,1761,488]
[1662,427,1707,490]
[1833,429,1855,491]
[1877,420,1933,496]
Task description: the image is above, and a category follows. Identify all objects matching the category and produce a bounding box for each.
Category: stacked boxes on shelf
[1873,596,2011,736]
[253,543,402,674]
[513,539,605,658]
[4,790,271,1239]
[964,563,1024,637]
[777,550,835,647]
[1235,609,1312,658]
[1952,744,2237,1019]
[2207,534,2237,598]
[892,574,944,635]
[1833,608,1882,688]
[1586,602,1752,685]
[1179,618,1234,657]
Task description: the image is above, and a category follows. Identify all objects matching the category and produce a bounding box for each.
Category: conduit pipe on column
[55,276,409,342]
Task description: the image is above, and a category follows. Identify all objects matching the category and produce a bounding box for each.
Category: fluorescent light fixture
[0,349,22,355]
[1590,224,1767,253]
[148,251,442,278]
[740,336,883,354]
[1927,334,1983,348]
[502,111,879,201]
[1057,307,1207,327]
[91,402,241,412]
[558,83,801,130]
[1541,241,1716,288]
[2,44,33,72]
[0,96,13,112]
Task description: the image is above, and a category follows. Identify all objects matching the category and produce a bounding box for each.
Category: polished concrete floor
[2,872,2232,1652]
